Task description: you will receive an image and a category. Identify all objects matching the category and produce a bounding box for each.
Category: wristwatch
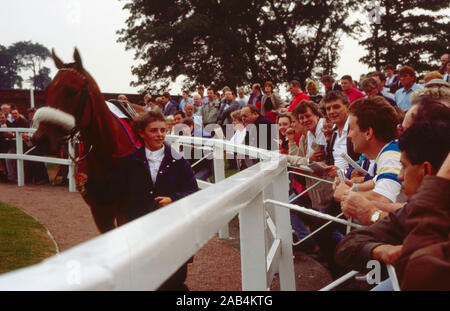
[370,210,382,224]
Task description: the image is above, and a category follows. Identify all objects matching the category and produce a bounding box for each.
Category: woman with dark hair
[385,64,400,93]
[77,110,198,220]
[276,113,292,154]
[261,81,283,123]
[75,110,198,290]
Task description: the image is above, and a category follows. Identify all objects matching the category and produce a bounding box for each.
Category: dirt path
[0,183,243,290]
[0,183,332,291]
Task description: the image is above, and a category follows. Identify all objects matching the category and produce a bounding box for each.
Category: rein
[67,131,93,165]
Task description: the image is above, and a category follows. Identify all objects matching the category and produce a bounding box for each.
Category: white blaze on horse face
[138,121,167,151]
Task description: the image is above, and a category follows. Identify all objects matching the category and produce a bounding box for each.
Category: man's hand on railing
[333,181,350,202]
[340,191,374,225]
[349,169,365,183]
[324,165,339,178]
[372,244,403,265]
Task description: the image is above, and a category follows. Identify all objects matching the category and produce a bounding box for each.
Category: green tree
[117,0,360,92]
[10,41,52,90]
[0,45,23,89]
[29,67,52,90]
[359,0,450,74]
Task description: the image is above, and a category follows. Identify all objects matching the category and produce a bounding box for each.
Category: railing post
[16,130,25,187]
[239,192,268,290]
[263,162,296,291]
[30,88,35,108]
[214,141,229,238]
[68,139,77,193]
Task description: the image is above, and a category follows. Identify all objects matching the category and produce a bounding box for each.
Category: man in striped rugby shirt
[333,96,404,225]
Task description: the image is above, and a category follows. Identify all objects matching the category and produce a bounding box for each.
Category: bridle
[55,67,94,165]
[66,131,93,164]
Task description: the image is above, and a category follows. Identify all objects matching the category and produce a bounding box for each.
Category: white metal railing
[285,167,400,291]
[0,129,400,291]
[319,264,400,291]
[0,127,77,192]
[0,134,296,291]
[0,128,248,239]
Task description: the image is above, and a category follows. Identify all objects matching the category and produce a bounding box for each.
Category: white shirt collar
[313,118,325,139]
[332,116,349,135]
[145,145,165,161]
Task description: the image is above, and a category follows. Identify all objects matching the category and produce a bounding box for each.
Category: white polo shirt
[332,117,350,171]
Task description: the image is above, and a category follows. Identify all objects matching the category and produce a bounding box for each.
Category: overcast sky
[1,0,370,95]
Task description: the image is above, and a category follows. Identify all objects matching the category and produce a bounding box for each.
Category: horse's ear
[73,48,83,70]
[52,49,64,69]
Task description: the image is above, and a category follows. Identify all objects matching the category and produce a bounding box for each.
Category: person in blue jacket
[76,110,198,290]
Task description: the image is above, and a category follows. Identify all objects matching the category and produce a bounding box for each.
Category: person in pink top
[287,79,311,112]
[341,75,365,103]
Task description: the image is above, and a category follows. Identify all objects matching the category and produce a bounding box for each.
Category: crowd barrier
[0,127,77,192]
[0,129,400,291]
[285,168,400,291]
[0,133,296,290]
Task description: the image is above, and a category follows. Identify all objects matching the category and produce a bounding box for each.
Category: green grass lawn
[0,202,57,274]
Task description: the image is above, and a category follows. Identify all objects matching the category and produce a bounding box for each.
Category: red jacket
[287,92,311,112]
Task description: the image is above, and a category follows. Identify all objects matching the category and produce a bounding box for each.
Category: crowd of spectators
[137,54,449,290]
[0,104,49,184]
[2,53,449,291]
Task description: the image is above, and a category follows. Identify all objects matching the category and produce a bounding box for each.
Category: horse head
[32,48,98,154]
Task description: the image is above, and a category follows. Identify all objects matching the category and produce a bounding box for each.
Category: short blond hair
[231,110,242,121]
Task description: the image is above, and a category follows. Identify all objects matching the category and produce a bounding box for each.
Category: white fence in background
[0,127,77,192]
[0,129,399,291]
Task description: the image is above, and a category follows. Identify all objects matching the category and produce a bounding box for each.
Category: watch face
[371,211,380,223]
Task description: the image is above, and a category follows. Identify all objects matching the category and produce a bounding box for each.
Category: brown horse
[32,48,144,233]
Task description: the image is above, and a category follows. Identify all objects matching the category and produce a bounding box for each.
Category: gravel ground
[0,182,332,291]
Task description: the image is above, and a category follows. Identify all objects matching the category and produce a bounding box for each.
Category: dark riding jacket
[86,143,198,222]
